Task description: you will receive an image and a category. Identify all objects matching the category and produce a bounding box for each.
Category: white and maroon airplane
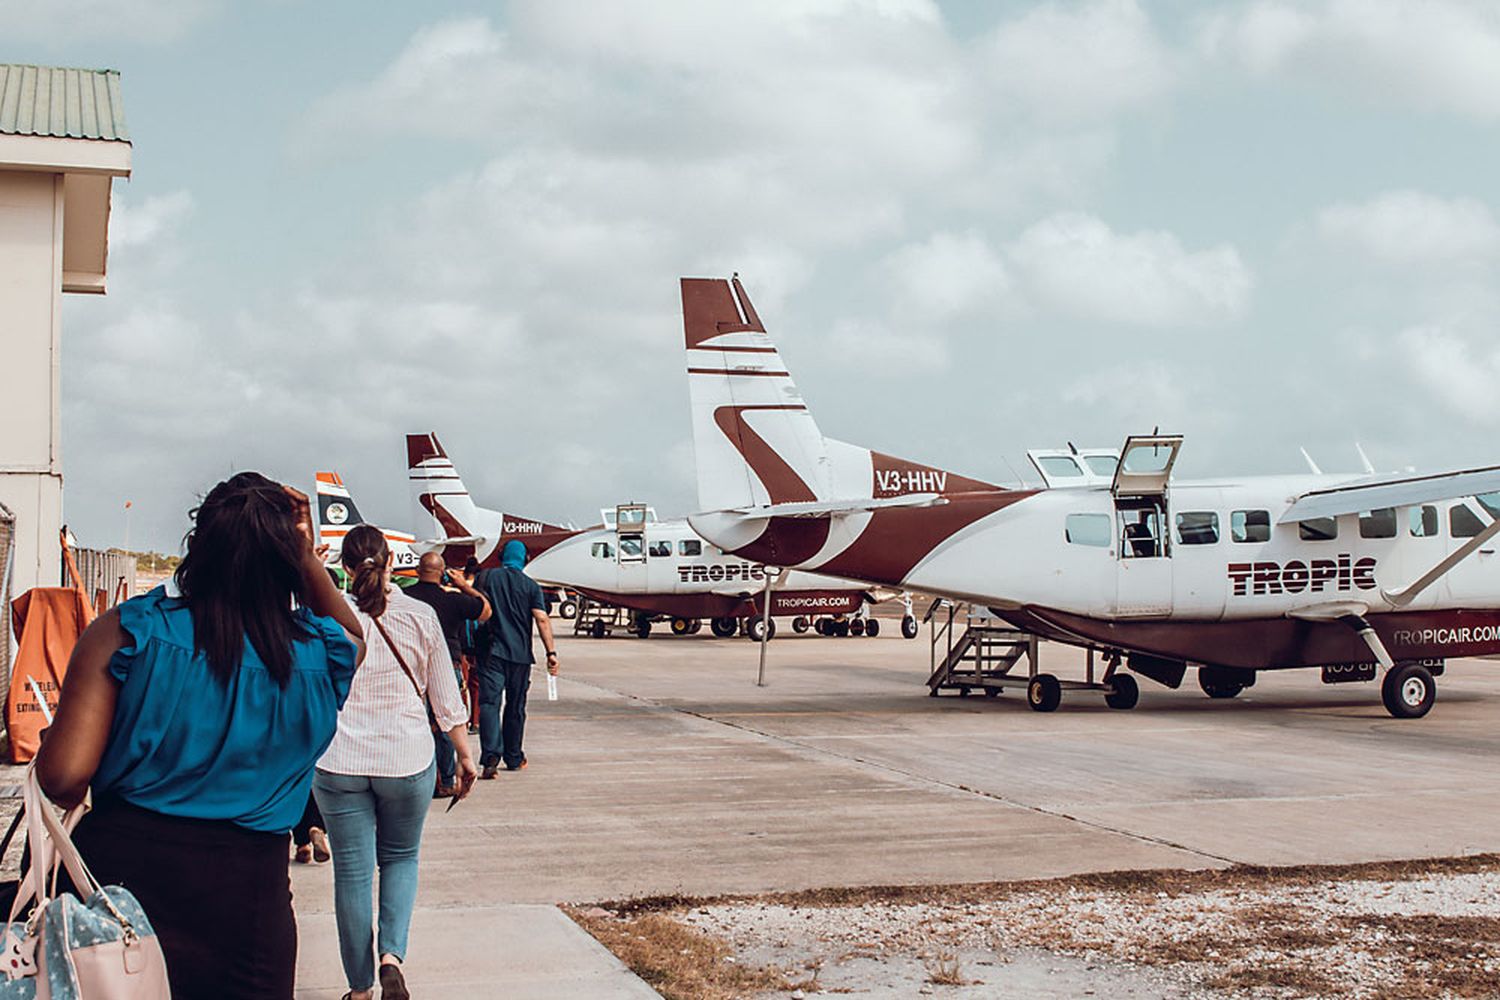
[679,276,1500,718]
[406,432,896,639]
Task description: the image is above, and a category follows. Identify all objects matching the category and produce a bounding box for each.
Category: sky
[7,0,1500,552]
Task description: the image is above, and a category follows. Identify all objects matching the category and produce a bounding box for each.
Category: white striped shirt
[318,586,468,778]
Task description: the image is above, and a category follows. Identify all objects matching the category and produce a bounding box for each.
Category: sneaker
[480,764,500,780]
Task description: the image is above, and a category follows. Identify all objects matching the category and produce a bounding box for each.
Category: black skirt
[69,798,297,1000]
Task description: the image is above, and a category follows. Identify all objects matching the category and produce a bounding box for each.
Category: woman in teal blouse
[35,473,366,1000]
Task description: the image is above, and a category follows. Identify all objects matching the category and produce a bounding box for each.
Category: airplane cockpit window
[1358,508,1397,539]
[1083,455,1119,477]
[590,541,614,559]
[1119,509,1162,558]
[648,541,672,558]
[1038,456,1085,479]
[1299,517,1338,541]
[1230,510,1270,543]
[1451,503,1486,538]
[1175,511,1219,545]
[619,537,644,559]
[1410,505,1439,537]
[1479,493,1500,519]
[1064,513,1111,547]
[679,539,702,556]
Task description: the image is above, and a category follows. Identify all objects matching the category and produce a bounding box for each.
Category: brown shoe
[379,962,410,1000]
[294,843,313,864]
[480,764,499,780]
[310,827,331,864]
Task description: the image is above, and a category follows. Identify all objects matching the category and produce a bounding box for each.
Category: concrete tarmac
[292,626,1500,994]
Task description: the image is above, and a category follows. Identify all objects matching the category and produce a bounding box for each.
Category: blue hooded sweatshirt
[479,540,546,663]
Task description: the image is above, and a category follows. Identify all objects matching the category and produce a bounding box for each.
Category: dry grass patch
[566,907,789,1000]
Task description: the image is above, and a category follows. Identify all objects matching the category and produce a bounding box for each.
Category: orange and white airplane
[406,433,900,639]
[314,472,421,576]
[678,276,1500,718]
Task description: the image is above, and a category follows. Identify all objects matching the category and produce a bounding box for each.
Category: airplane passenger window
[1299,517,1338,541]
[1451,503,1486,538]
[1038,457,1084,478]
[1358,508,1397,539]
[1479,493,1500,519]
[1064,513,1111,547]
[1410,505,1439,537]
[590,541,613,559]
[679,539,702,556]
[1175,511,1219,545]
[1230,510,1270,543]
[1083,456,1119,477]
[619,537,644,558]
[648,541,672,558]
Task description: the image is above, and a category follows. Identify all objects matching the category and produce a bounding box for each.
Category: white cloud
[978,0,1177,120]
[110,192,195,250]
[1203,0,1500,119]
[881,230,1011,324]
[1007,212,1253,327]
[1316,190,1500,265]
[1399,324,1500,425]
[0,0,217,44]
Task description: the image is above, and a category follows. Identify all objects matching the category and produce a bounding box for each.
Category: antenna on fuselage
[1300,447,1323,475]
[1355,443,1375,475]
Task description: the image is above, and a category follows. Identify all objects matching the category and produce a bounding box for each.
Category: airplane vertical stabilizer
[683,276,834,512]
[406,433,486,542]
[315,471,364,550]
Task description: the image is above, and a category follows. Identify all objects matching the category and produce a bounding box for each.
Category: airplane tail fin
[406,433,486,542]
[683,276,835,511]
[314,472,366,553]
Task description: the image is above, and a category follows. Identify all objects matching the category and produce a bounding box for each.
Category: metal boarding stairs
[924,598,1038,697]
[572,597,631,638]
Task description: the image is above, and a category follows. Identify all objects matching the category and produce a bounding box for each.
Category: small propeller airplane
[314,471,422,576]
[678,275,1500,718]
[406,432,909,639]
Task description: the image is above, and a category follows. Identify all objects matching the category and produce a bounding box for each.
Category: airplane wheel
[958,686,971,698]
[559,600,578,620]
[1198,666,1245,699]
[709,617,738,638]
[1027,674,1062,713]
[670,617,693,636]
[746,615,776,642]
[850,619,866,636]
[1105,674,1139,710]
[865,618,880,638]
[814,619,830,636]
[688,618,703,634]
[590,619,606,639]
[792,616,810,634]
[834,621,850,637]
[633,618,652,639]
[984,687,1000,698]
[1382,662,1435,719]
[901,616,919,640]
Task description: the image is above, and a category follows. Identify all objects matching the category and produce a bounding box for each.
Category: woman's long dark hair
[174,472,311,686]
[341,524,390,618]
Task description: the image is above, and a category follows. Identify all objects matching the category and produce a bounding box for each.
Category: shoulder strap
[371,615,423,702]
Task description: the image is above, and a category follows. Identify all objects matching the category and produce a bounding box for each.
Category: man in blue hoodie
[474,540,560,777]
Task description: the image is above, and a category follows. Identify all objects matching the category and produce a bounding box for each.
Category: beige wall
[0,171,63,591]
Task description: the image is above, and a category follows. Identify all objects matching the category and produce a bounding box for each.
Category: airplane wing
[730,493,947,519]
[1278,465,1500,523]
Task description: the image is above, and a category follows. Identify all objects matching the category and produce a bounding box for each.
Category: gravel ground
[583,857,1500,998]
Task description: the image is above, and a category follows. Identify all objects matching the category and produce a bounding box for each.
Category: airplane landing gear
[864,617,881,637]
[558,598,579,621]
[709,617,738,638]
[1382,662,1436,719]
[1104,673,1139,710]
[590,619,606,639]
[1197,665,1250,700]
[792,616,810,633]
[901,615,919,640]
[745,615,776,642]
[632,616,652,639]
[670,617,695,636]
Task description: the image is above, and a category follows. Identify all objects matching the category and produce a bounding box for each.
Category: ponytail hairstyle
[341,524,390,618]
[175,472,311,687]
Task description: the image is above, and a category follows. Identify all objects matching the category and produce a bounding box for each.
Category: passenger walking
[405,551,490,797]
[314,525,477,1000]
[293,794,331,864]
[33,472,365,1000]
[475,540,559,778]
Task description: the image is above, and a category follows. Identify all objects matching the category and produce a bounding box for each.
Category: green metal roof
[0,65,128,142]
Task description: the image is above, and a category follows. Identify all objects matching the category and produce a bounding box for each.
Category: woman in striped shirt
[314,525,477,1000]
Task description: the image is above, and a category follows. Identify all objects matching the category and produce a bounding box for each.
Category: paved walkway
[294,903,657,999]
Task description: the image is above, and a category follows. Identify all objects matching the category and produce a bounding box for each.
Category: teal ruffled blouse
[90,586,357,833]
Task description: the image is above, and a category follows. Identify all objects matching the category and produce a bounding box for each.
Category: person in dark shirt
[475,540,559,777]
[405,552,490,796]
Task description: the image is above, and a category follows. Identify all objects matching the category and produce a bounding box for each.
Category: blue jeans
[478,655,531,769]
[312,760,436,991]
[433,665,464,786]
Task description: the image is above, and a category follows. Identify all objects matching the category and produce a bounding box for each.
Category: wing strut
[1339,613,1395,671]
[1383,512,1500,607]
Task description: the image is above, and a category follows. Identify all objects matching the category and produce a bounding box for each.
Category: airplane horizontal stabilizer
[1279,464,1500,523]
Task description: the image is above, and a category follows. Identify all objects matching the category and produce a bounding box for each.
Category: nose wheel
[1382,662,1436,719]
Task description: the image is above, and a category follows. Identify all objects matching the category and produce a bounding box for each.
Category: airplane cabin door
[614,503,649,594]
[1111,435,1182,618]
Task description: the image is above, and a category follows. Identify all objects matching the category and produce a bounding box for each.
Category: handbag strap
[371,615,424,704]
[8,766,93,930]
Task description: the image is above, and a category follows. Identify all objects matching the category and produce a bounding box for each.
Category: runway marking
[564,675,1240,868]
